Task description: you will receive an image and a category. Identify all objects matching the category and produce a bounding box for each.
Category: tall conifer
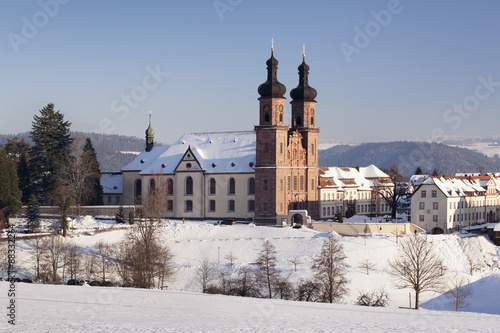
[0,148,22,222]
[29,103,73,201]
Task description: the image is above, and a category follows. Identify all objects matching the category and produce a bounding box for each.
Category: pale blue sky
[1,0,499,145]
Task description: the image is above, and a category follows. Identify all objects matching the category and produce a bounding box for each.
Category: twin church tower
[254,44,320,224]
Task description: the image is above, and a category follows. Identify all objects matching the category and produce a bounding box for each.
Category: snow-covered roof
[320,165,392,190]
[121,146,170,172]
[140,131,256,175]
[419,176,486,197]
[100,173,123,194]
[494,223,500,232]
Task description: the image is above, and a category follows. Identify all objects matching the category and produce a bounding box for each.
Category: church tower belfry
[254,43,320,225]
[254,41,290,225]
[145,111,154,152]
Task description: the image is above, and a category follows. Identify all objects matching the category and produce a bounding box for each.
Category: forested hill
[3,132,500,176]
[0,132,168,172]
[319,141,500,177]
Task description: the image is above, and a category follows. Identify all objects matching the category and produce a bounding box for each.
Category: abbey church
[116,47,393,225]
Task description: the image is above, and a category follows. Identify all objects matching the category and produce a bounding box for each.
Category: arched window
[209,178,216,195]
[311,116,314,126]
[149,179,156,194]
[229,178,235,195]
[279,112,283,123]
[185,200,193,212]
[167,200,173,211]
[264,111,270,123]
[185,177,193,195]
[134,179,142,204]
[167,178,173,195]
[209,200,216,212]
[248,178,255,194]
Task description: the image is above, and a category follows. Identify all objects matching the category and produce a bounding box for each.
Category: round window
[186,163,192,169]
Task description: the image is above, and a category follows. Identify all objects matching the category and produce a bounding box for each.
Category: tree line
[0,103,103,235]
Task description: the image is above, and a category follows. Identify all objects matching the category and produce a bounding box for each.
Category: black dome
[290,58,317,102]
[258,51,286,99]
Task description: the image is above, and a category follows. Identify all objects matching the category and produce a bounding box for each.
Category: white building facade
[411,175,500,233]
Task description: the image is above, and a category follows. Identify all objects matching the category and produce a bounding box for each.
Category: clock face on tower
[264,104,270,112]
[279,105,284,111]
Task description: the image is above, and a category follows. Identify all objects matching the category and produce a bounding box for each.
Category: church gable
[174,147,203,172]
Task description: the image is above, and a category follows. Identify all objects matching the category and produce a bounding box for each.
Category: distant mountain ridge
[3,132,500,175]
[319,141,500,176]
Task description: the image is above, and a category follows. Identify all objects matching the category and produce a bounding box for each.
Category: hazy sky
[1,0,500,145]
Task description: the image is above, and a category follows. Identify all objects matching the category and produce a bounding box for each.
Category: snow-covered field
[2,282,500,332]
[2,217,500,331]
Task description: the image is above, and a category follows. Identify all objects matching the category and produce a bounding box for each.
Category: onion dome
[258,51,286,99]
[290,57,317,102]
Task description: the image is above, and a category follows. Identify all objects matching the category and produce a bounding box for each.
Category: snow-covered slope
[4,218,500,331]
[2,282,499,332]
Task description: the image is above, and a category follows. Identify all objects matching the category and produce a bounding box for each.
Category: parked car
[101,281,114,287]
[21,278,33,283]
[221,219,236,225]
[89,280,101,286]
[67,279,77,285]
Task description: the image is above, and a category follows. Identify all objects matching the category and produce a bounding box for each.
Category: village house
[410,175,500,233]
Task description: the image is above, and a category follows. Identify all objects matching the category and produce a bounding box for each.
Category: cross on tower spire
[271,37,275,51]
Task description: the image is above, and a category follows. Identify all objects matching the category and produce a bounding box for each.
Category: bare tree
[96,240,113,283]
[143,173,168,222]
[112,240,131,285]
[388,235,446,309]
[273,273,294,300]
[255,240,281,299]
[224,251,237,267]
[42,236,67,282]
[446,275,473,311]
[358,259,376,275]
[466,255,481,276]
[196,257,217,293]
[28,238,48,282]
[295,278,321,302]
[356,288,390,307]
[83,254,97,281]
[312,235,350,303]
[230,266,260,298]
[126,218,174,288]
[377,164,408,219]
[289,256,303,272]
[63,242,81,281]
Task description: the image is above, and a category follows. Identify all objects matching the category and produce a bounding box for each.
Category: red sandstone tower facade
[254,48,319,225]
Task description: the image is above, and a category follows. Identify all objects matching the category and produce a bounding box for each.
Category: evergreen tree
[335,211,343,223]
[0,148,22,223]
[115,205,125,223]
[415,166,423,175]
[80,138,103,205]
[26,194,40,233]
[29,103,73,201]
[4,137,31,203]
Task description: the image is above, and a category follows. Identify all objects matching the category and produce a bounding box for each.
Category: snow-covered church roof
[134,131,256,175]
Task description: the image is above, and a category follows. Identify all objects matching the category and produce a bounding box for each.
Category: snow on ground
[3,217,500,331]
[2,282,499,332]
